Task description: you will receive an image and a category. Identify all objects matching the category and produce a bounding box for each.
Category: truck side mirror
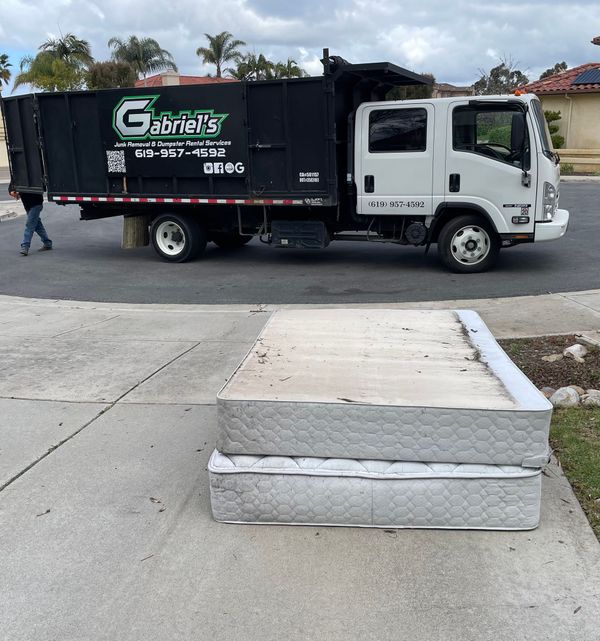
[511,113,526,152]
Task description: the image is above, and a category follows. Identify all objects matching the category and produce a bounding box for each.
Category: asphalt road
[0,182,596,304]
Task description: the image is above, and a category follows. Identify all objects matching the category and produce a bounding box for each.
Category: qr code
[106,150,126,174]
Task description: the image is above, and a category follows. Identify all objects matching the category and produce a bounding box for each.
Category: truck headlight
[543,182,557,220]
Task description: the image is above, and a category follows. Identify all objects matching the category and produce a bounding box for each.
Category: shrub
[545,110,564,149]
[561,162,574,175]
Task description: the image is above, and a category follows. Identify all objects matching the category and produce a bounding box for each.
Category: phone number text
[367,200,425,208]
[134,148,227,159]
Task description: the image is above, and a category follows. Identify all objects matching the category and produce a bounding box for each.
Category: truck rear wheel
[151,214,206,262]
[437,214,500,273]
[211,231,253,249]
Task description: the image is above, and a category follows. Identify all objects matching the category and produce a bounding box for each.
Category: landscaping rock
[582,389,600,407]
[540,386,556,399]
[563,344,588,363]
[570,385,586,396]
[549,386,580,408]
[542,354,563,362]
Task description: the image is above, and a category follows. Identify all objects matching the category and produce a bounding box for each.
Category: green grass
[551,407,600,539]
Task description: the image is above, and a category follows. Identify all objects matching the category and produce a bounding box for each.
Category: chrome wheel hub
[155,221,186,256]
[450,225,490,265]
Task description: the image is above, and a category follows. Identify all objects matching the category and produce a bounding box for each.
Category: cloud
[1,0,599,92]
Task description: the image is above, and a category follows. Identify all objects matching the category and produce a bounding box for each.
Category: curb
[561,175,600,182]
[0,203,24,222]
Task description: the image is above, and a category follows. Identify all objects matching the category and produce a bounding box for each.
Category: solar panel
[573,69,600,84]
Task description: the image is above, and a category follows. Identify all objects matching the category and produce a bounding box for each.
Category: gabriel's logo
[112,95,228,141]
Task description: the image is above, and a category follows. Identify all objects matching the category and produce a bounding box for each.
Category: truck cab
[354,93,569,272]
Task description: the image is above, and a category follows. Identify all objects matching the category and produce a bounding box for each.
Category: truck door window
[531,99,555,160]
[453,106,529,169]
[369,108,427,153]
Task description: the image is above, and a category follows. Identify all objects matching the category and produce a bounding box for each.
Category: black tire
[437,214,500,273]
[211,231,253,249]
[150,213,206,263]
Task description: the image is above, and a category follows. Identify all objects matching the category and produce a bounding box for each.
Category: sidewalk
[0,293,598,641]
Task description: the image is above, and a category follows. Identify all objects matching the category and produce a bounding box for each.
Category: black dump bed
[1,58,429,207]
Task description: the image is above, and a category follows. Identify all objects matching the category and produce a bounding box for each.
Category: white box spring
[217,310,551,466]
[209,450,541,530]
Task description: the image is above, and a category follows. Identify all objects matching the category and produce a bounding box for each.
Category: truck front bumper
[534,209,569,242]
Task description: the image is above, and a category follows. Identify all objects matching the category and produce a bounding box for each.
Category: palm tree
[226,53,273,81]
[108,35,177,86]
[196,31,245,78]
[39,33,94,70]
[225,62,251,81]
[0,54,12,90]
[273,58,306,79]
[13,52,85,92]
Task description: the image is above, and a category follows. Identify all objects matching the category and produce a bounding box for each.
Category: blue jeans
[22,204,52,249]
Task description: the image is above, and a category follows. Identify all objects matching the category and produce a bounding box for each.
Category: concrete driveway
[0,294,599,641]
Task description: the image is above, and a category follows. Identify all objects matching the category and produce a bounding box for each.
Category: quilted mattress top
[219,309,550,412]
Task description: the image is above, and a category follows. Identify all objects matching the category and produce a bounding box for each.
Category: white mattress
[217,309,551,466]
[209,450,541,530]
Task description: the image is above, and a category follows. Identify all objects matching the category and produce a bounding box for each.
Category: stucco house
[134,73,237,88]
[432,82,474,98]
[521,61,600,172]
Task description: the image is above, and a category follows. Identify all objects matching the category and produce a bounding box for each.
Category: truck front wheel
[437,215,500,273]
[151,214,206,262]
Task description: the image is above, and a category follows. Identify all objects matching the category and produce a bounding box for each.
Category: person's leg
[21,204,43,253]
[34,209,52,248]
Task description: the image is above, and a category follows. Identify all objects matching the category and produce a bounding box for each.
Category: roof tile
[521,62,600,94]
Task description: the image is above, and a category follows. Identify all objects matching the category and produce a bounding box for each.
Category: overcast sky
[2,0,600,93]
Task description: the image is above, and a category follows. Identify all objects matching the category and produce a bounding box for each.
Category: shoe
[38,244,53,251]
[20,247,29,256]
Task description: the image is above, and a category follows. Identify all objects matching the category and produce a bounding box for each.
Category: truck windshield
[531,99,555,160]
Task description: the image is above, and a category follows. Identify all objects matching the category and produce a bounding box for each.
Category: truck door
[445,101,537,235]
[356,103,434,216]
[1,95,45,193]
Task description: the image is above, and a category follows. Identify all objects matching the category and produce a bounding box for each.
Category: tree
[227,54,307,81]
[86,61,137,89]
[0,53,12,91]
[12,33,92,92]
[13,52,85,91]
[272,58,306,79]
[473,59,529,95]
[544,110,564,149]
[39,33,94,70]
[539,62,568,80]
[226,53,280,81]
[387,73,435,100]
[196,31,245,78]
[108,35,177,85]
[226,62,251,80]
